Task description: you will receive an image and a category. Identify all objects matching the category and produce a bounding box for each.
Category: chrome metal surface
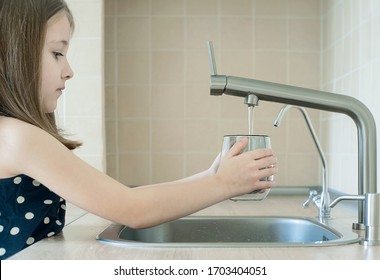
[244,94,259,106]
[97,216,359,247]
[329,195,365,208]
[207,41,217,76]
[274,105,331,219]
[361,193,380,245]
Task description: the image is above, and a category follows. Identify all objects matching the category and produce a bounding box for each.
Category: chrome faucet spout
[274,105,331,219]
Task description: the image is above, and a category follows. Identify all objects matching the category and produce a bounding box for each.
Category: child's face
[40,11,74,113]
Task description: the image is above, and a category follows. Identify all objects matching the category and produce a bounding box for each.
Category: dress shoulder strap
[0,112,10,117]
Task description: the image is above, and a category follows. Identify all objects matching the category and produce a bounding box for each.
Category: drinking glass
[221,134,273,201]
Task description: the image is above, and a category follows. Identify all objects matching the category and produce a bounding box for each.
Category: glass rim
[223,134,270,138]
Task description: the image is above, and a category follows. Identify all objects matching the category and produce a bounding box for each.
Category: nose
[63,61,74,80]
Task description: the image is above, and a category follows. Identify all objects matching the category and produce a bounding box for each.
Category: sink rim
[96,215,360,248]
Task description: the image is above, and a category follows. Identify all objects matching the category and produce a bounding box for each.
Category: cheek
[40,70,50,96]
[40,55,56,91]
[40,54,49,87]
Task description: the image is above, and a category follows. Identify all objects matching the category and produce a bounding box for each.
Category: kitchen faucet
[206,41,377,230]
[273,105,331,221]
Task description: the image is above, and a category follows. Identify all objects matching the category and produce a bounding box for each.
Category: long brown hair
[0,0,81,150]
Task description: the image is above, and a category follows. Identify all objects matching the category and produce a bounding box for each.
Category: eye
[53,52,64,59]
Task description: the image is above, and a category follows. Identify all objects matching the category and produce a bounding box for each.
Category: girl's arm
[0,118,277,229]
[152,152,221,185]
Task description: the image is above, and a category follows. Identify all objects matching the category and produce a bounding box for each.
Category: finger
[258,165,278,178]
[248,148,275,160]
[224,137,248,159]
[210,152,222,173]
[257,155,277,169]
[253,180,275,190]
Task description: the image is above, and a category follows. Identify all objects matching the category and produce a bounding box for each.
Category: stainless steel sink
[97,216,360,247]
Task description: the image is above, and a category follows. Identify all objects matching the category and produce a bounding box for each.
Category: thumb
[209,152,222,174]
[224,137,248,159]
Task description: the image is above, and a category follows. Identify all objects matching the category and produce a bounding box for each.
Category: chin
[43,104,57,114]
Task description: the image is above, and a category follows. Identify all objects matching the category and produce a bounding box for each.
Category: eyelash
[53,52,64,59]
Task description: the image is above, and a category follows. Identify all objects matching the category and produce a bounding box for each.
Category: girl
[0,0,277,259]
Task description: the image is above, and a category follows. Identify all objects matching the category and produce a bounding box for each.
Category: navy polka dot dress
[0,175,66,259]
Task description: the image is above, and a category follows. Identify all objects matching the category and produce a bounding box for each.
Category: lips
[56,86,65,93]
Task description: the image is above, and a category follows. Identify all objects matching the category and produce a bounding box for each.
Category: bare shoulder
[0,117,65,177]
[0,116,45,138]
[0,116,58,150]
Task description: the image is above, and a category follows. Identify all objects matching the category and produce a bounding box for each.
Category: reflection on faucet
[273,105,331,220]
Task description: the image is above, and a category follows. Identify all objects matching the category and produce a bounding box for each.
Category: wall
[59,0,380,195]
[57,0,105,171]
[105,0,322,187]
[321,0,380,194]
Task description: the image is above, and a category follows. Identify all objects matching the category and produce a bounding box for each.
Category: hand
[215,138,277,198]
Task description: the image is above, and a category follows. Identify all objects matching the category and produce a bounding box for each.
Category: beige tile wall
[57,0,105,171]
[321,0,380,194]
[105,0,322,187]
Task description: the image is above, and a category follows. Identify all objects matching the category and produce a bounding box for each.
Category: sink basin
[97,216,360,247]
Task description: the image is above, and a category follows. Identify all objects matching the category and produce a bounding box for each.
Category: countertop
[8,194,380,260]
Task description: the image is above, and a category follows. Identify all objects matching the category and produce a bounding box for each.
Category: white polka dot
[56,220,62,226]
[0,248,6,256]
[44,199,53,205]
[13,177,22,184]
[25,212,34,220]
[47,232,55,237]
[44,217,50,224]
[61,204,66,210]
[10,227,20,235]
[16,196,25,204]
[26,237,35,245]
[0,225,3,232]
[32,180,41,186]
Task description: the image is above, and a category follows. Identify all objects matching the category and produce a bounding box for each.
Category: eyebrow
[48,40,69,45]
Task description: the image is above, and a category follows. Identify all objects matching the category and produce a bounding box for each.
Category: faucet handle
[207,41,226,96]
[303,190,319,208]
[207,41,217,76]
